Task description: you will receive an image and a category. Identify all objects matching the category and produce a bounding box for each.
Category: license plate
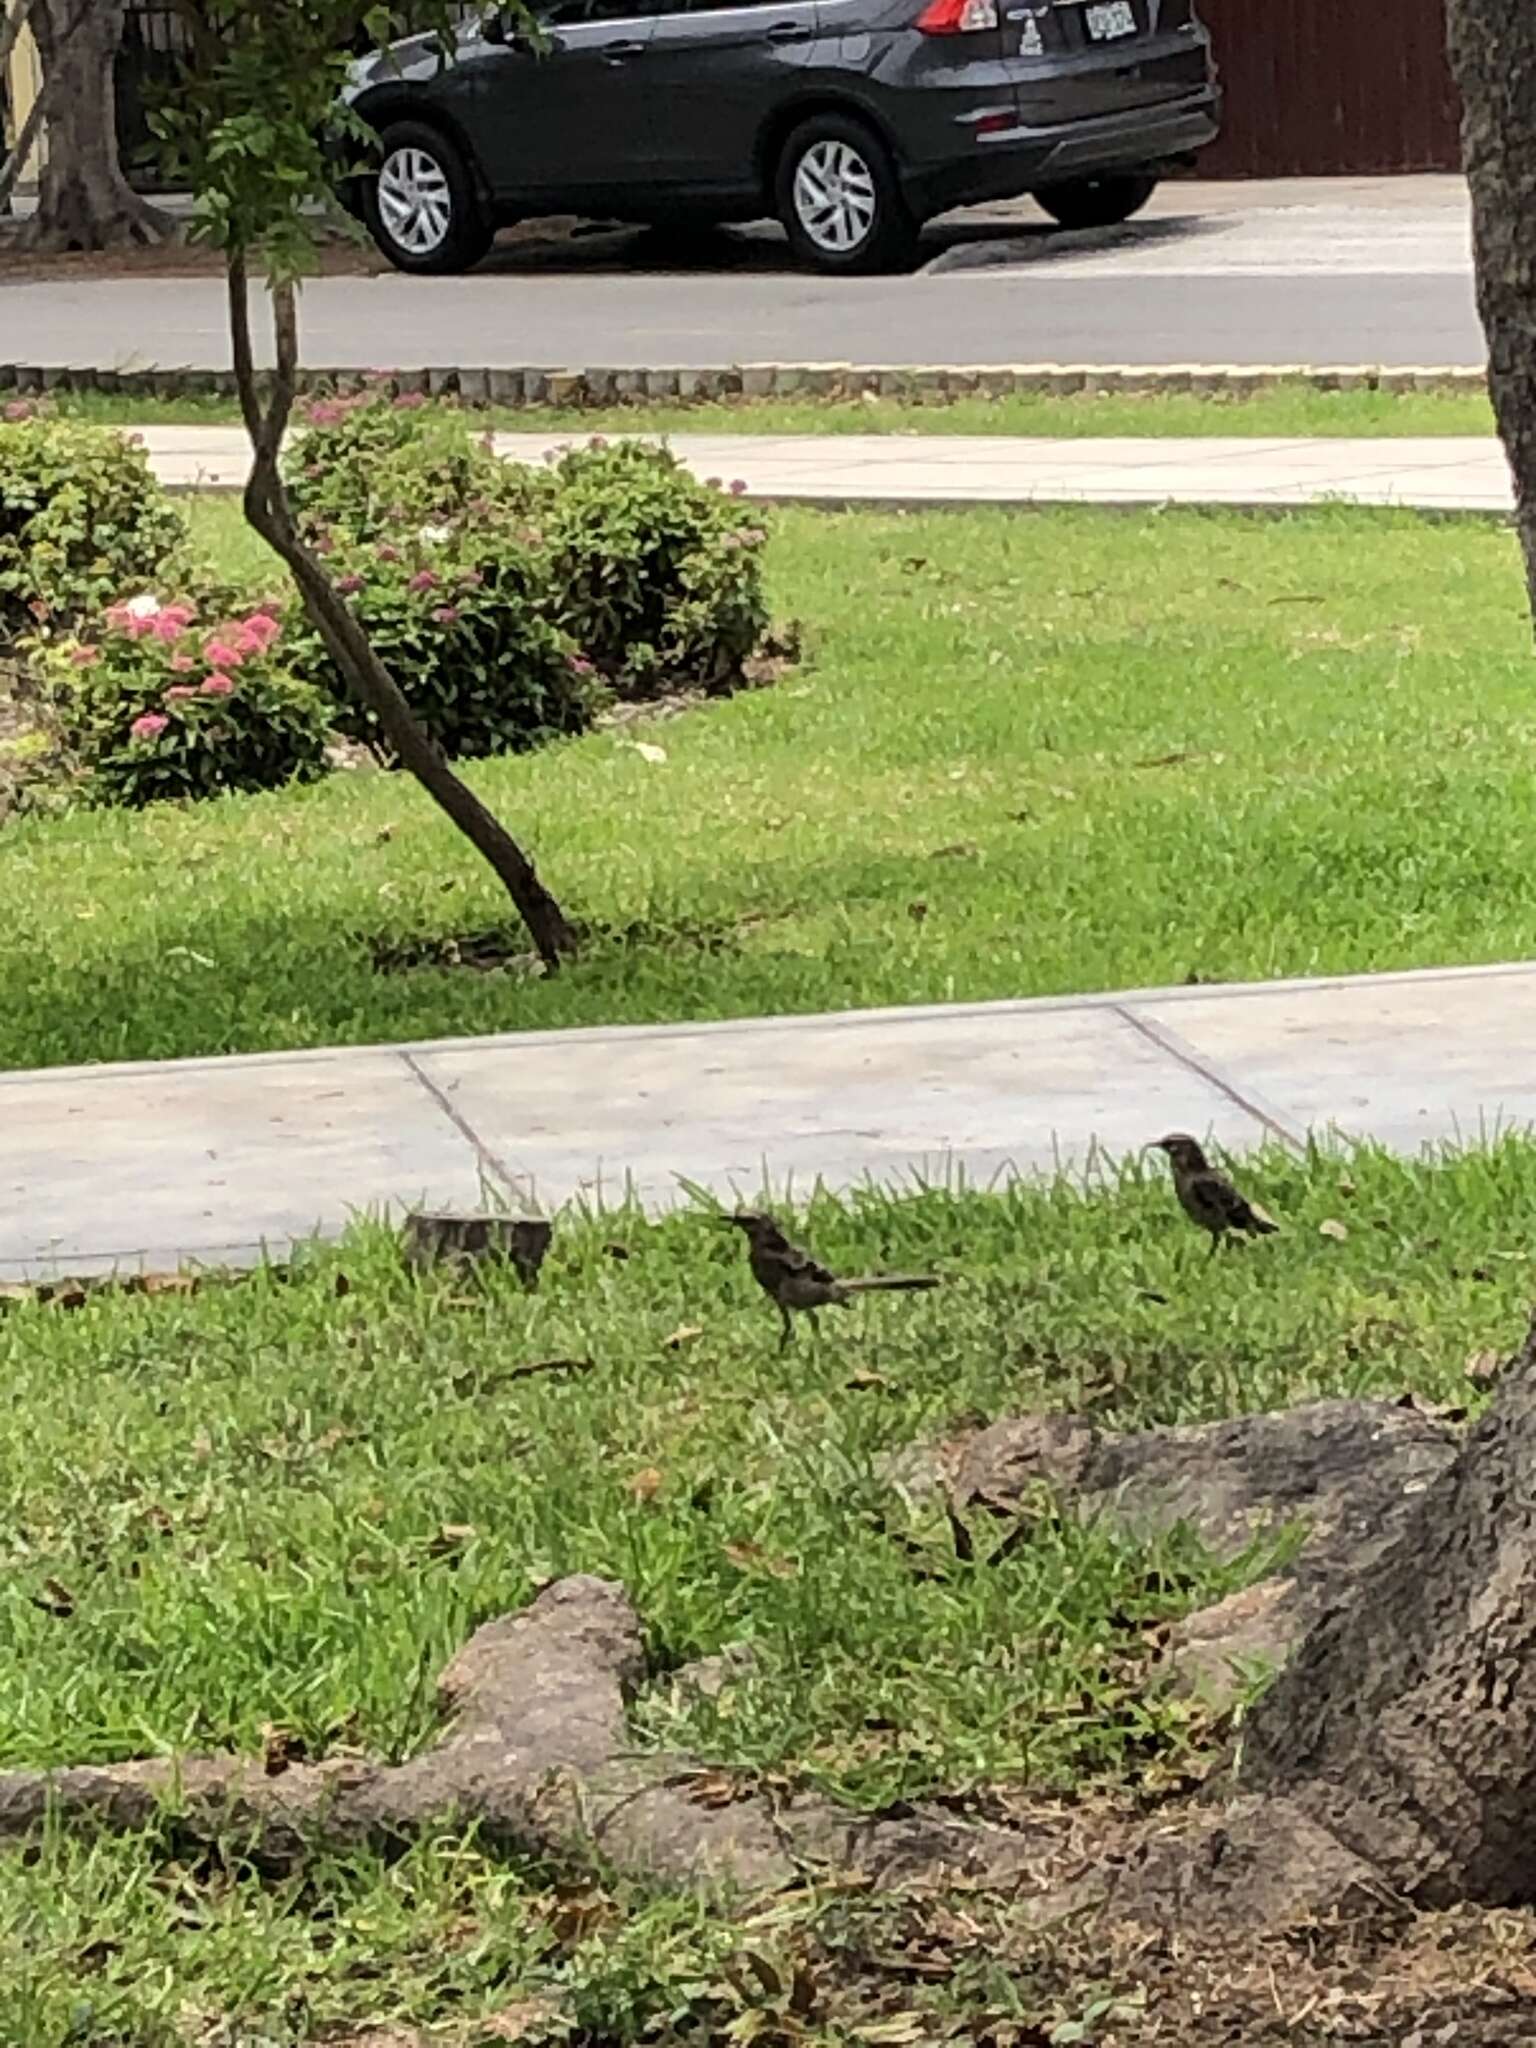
[1084,0,1136,38]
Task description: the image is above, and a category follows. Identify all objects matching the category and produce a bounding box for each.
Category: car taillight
[915,0,1000,31]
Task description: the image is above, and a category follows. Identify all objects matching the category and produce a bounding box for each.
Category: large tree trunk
[1233,1346,1536,1909]
[228,260,577,973]
[24,0,168,249]
[1447,0,1536,616]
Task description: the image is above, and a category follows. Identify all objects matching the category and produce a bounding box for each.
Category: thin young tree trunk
[23,0,169,250]
[226,256,577,972]
[1446,0,1536,617]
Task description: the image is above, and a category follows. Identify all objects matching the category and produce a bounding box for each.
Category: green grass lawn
[1,497,1532,1074]
[1,1141,1530,2043]
[52,382,1498,440]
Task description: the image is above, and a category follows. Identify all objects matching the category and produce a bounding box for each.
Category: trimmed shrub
[284,388,536,538]
[0,413,186,649]
[35,590,330,807]
[286,398,772,709]
[540,439,770,699]
[289,513,595,761]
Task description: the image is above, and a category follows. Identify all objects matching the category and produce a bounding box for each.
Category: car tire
[1032,172,1158,232]
[775,114,920,276]
[364,121,494,275]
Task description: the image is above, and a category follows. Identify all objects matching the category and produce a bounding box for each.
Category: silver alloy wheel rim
[792,139,877,254]
[377,146,453,257]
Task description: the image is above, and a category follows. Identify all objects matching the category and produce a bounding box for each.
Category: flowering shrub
[287,512,594,761]
[35,590,330,807]
[0,414,186,649]
[285,398,772,707]
[283,387,536,539]
[538,439,769,698]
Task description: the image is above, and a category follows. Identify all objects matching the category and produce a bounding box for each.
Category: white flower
[418,524,452,546]
[124,593,162,619]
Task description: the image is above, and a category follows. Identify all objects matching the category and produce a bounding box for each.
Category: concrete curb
[0,360,1489,406]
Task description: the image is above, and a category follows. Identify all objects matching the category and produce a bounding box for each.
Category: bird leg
[778,1303,794,1352]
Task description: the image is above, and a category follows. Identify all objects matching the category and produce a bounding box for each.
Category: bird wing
[1196,1171,1273,1235]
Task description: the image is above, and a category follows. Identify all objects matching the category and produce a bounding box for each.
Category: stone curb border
[0,360,1488,406]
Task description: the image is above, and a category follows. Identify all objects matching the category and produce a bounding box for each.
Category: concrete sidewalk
[6,960,1536,1281]
[140,426,1515,515]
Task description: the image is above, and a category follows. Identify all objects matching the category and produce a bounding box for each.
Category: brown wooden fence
[1197,0,1462,178]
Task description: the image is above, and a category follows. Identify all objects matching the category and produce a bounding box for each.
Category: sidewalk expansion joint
[1112,1003,1306,1152]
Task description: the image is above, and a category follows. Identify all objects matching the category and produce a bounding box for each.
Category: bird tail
[1244,1205,1280,1237]
[841,1274,941,1294]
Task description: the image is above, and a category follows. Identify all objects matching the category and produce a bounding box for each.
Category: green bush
[35,589,331,807]
[286,398,772,707]
[540,439,770,699]
[0,412,187,649]
[289,513,595,762]
[284,388,536,538]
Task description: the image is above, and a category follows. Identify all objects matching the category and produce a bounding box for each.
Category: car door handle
[600,37,646,60]
[766,19,812,39]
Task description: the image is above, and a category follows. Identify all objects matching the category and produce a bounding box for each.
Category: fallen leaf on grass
[1319,1218,1350,1242]
[846,1368,893,1391]
[664,1323,704,1350]
[261,1723,307,1777]
[428,1523,477,1559]
[928,841,980,860]
[671,1766,754,1809]
[723,1540,798,1579]
[625,740,668,765]
[477,2002,561,2043]
[31,1577,75,1619]
[627,1466,664,1503]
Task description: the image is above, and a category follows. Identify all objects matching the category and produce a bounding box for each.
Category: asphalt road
[0,176,1484,372]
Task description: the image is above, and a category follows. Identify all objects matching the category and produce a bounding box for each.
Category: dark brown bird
[721,1212,940,1349]
[1149,1134,1278,1255]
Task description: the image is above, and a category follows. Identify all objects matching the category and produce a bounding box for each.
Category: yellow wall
[3,21,46,182]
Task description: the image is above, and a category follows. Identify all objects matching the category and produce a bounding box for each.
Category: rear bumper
[901,83,1220,215]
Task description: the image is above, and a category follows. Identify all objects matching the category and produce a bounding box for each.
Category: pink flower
[169,653,197,673]
[107,593,163,641]
[377,544,401,564]
[408,569,440,594]
[588,435,608,451]
[364,369,396,386]
[567,653,596,677]
[304,400,346,428]
[69,644,102,669]
[457,568,484,588]
[201,674,235,697]
[3,398,36,423]
[335,574,365,596]
[151,605,196,644]
[164,684,197,702]
[311,532,335,558]
[130,712,169,741]
[305,462,325,480]
[393,391,427,412]
[236,611,281,655]
[431,606,462,626]
[202,637,245,671]
[729,479,748,496]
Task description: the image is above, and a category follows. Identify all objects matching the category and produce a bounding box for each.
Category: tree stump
[401,1211,552,1290]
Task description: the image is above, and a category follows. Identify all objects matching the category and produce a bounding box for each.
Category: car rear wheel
[364,121,494,275]
[775,115,920,276]
[1032,172,1158,232]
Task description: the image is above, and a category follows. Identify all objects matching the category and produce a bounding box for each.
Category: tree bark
[1233,1347,1536,1909]
[23,0,169,250]
[1447,0,1536,617]
[227,258,577,972]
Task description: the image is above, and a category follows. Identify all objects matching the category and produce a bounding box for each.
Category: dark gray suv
[341,0,1218,276]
